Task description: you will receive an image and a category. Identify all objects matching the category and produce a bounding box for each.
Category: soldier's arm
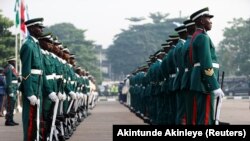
[196,35,220,91]
[20,43,34,97]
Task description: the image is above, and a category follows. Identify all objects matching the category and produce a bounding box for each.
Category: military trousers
[5,95,16,121]
[192,91,215,125]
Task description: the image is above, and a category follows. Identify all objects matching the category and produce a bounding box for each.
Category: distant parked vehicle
[224,82,250,96]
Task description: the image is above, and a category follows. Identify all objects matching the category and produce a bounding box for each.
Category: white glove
[28,95,38,106]
[49,92,58,102]
[77,92,80,99]
[80,93,84,99]
[9,93,14,97]
[58,92,64,100]
[213,88,225,98]
[69,91,76,100]
[62,93,67,101]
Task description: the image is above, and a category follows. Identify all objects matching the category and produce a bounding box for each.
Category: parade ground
[0,97,249,141]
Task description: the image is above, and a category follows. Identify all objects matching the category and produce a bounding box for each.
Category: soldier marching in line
[126,7,226,126]
[181,19,196,125]
[173,25,187,125]
[189,7,224,125]
[18,17,97,141]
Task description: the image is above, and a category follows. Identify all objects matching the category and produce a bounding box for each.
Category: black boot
[11,120,19,125]
[5,120,15,126]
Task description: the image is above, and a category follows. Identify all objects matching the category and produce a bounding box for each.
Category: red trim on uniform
[41,117,45,141]
[28,105,35,141]
[182,113,187,125]
[189,29,204,65]
[192,96,197,125]
[204,94,211,125]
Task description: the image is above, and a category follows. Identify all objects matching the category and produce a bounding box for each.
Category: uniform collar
[196,28,207,34]
[179,38,186,43]
[157,59,162,62]
[30,35,39,43]
[41,49,46,55]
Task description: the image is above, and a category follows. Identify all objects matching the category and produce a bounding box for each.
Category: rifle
[36,74,42,141]
[49,98,59,141]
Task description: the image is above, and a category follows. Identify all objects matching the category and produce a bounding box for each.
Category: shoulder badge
[204,68,214,76]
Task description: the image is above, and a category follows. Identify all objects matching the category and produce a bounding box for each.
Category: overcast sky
[1,0,250,49]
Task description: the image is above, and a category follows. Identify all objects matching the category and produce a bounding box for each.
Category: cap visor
[204,14,214,18]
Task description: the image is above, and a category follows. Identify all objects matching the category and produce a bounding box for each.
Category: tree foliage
[218,18,250,76]
[0,11,15,66]
[45,23,101,84]
[106,12,186,79]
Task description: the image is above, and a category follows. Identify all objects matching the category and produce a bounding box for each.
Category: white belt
[52,73,56,78]
[185,68,189,72]
[46,75,54,80]
[194,63,219,68]
[170,74,176,78]
[31,69,43,75]
[55,75,63,79]
[12,80,18,84]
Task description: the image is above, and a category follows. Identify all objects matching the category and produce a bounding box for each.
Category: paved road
[0,99,249,141]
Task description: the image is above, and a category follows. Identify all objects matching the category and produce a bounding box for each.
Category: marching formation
[10,17,99,141]
[122,7,226,125]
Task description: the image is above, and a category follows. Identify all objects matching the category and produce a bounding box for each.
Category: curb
[224,96,250,100]
[98,97,118,101]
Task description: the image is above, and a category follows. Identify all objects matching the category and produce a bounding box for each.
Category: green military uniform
[173,26,187,125]
[173,38,187,125]
[20,35,44,141]
[160,50,171,124]
[181,35,194,125]
[4,62,18,125]
[165,45,177,124]
[190,28,220,125]
[154,57,165,125]
[40,49,58,139]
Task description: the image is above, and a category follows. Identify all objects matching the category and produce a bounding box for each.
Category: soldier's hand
[58,92,64,100]
[49,92,58,102]
[80,93,84,99]
[62,93,67,101]
[9,93,14,97]
[27,95,38,106]
[69,91,77,100]
[213,88,225,98]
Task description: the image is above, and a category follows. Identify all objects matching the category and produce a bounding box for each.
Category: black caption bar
[113,125,250,141]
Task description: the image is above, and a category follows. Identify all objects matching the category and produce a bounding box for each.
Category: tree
[45,23,102,84]
[218,18,250,76]
[0,11,15,66]
[149,12,169,23]
[106,12,186,79]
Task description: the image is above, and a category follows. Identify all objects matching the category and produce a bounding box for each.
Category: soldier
[173,25,187,125]
[4,57,19,126]
[164,35,179,125]
[153,49,166,125]
[160,43,172,124]
[38,33,59,140]
[181,19,196,125]
[19,18,45,141]
[189,7,224,125]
